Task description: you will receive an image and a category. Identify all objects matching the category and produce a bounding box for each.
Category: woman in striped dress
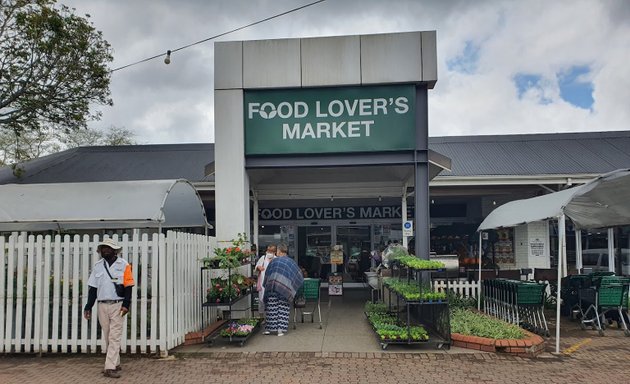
[262,243,304,336]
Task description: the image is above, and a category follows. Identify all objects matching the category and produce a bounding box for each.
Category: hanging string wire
[110,0,326,73]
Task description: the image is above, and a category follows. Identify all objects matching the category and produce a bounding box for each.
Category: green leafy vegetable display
[364,302,429,342]
[450,308,526,340]
[393,255,445,270]
[382,278,447,302]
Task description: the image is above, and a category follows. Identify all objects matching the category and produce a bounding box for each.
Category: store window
[297,226,331,279]
[257,225,296,258]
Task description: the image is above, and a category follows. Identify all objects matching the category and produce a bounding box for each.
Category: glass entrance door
[297,226,332,279]
[335,226,371,283]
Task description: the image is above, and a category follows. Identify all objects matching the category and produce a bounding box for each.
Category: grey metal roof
[429,131,630,177]
[2,131,629,184]
[0,144,214,184]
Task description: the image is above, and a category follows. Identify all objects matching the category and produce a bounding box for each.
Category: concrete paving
[2,288,629,383]
[175,288,472,354]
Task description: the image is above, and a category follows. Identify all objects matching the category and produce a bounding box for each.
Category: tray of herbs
[364,302,429,348]
[393,255,445,271]
[383,278,447,303]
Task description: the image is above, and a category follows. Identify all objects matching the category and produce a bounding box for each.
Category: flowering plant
[203,233,253,269]
[206,273,255,304]
[220,318,260,337]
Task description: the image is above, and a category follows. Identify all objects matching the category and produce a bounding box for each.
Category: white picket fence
[433,279,479,298]
[0,231,216,355]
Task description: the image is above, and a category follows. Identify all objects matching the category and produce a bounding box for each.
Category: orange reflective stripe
[123,264,135,287]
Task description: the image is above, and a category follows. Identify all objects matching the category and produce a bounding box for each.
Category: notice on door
[330,247,344,265]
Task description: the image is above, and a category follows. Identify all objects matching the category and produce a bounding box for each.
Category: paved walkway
[1,289,629,383]
[1,329,628,384]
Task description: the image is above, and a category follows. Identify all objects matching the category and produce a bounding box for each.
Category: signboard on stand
[328,274,343,296]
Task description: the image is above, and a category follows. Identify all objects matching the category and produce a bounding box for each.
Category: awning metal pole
[555,214,565,354]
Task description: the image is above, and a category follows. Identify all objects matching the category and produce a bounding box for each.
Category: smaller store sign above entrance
[244,85,416,155]
[259,206,413,221]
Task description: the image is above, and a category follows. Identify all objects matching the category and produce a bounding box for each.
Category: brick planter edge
[451,331,546,357]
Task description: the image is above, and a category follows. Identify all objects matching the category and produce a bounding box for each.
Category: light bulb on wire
[164,50,171,65]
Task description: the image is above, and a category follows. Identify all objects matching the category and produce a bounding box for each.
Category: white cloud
[62,0,630,143]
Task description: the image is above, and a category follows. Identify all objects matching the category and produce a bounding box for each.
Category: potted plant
[205,273,256,304]
[220,318,260,338]
[202,233,253,270]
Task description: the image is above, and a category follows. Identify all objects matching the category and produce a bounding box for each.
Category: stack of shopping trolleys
[482,279,549,336]
[576,274,630,336]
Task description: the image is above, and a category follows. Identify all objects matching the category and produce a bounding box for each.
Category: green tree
[0,125,136,167]
[0,0,113,155]
[59,125,136,148]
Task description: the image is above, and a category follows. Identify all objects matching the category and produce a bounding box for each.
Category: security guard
[84,238,134,379]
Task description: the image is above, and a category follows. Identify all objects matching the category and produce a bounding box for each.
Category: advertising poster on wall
[529,238,545,258]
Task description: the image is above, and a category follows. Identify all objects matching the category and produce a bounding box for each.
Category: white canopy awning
[478,169,630,231]
[475,168,630,354]
[0,179,209,231]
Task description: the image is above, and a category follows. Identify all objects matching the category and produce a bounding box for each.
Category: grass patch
[450,308,526,340]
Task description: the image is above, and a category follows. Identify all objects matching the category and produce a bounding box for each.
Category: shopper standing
[262,243,303,336]
[255,244,276,314]
[84,239,134,379]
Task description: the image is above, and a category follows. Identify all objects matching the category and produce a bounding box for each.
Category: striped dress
[265,292,291,333]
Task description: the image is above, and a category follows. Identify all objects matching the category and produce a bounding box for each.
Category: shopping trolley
[561,274,591,318]
[580,276,630,336]
[483,279,549,336]
[293,278,322,329]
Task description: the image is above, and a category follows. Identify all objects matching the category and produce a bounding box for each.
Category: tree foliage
[0,0,113,142]
[0,125,136,168]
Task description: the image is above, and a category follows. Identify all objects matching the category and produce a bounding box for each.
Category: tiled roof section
[0,144,214,184]
[428,131,630,177]
[1,131,629,184]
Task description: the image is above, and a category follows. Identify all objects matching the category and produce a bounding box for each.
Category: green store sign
[244,85,416,155]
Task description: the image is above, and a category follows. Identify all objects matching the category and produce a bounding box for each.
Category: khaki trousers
[97,302,124,370]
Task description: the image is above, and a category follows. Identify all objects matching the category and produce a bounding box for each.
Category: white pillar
[478,231,482,311]
[555,214,565,354]
[402,185,408,249]
[252,191,259,251]
[562,223,568,277]
[215,89,251,244]
[575,229,582,273]
[607,227,615,273]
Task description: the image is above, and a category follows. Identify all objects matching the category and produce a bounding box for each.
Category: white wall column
[402,185,408,249]
[607,227,615,272]
[215,89,250,243]
[562,223,568,277]
[575,229,582,273]
[252,191,259,251]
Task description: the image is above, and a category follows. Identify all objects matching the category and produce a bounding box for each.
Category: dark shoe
[104,369,121,378]
[115,365,122,371]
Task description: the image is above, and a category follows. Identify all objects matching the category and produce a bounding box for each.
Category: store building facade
[214,31,454,282]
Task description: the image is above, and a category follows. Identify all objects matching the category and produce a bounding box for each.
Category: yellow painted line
[563,338,592,355]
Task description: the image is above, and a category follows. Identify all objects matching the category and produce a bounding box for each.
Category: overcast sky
[62,0,630,144]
